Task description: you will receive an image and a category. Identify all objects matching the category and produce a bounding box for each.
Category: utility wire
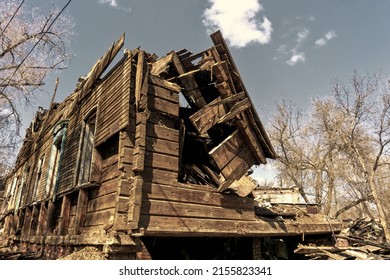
[0,0,25,38]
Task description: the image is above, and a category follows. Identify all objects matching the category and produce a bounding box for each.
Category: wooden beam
[28,205,39,237]
[139,215,342,237]
[59,195,71,236]
[127,177,143,230]
[133,52,150,173]
[142,183,254,210]
[37,202,47,236]
[45,200,56,235]
[141,199,255,221]
[76,33,125,103]
[73,189,88,235]
[21,207,32,236]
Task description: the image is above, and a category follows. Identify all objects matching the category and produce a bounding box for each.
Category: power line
[0,0,25,38]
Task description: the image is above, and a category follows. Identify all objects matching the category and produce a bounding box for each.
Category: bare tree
[270,72,390,243]
[0,0,73,173]
[329,72,390,243]
[269,100,311,203]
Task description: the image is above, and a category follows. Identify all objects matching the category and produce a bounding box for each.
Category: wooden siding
[95,53,132,146]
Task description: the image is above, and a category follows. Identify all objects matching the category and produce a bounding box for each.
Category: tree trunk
[324,173,334,216]
[368,174,390,244]
[335,196,371,218]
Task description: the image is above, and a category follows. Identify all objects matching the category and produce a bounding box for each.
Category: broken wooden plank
[179,74,207,109]
[151,52,174,76]
[217,98,251,124]
[76,33,125,103]
[189,97,228,134]
[149,76,181,92]
[220,146,254,181]
[209,130,245,170]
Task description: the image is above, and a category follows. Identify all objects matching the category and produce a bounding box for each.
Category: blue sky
[22,0,390,183]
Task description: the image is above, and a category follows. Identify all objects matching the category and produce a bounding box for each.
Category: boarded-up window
[76,109,97,185]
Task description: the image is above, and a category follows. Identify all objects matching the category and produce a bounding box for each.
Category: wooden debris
[294,218,390,260]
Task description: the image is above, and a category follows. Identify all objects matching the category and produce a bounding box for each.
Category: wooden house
[0,31,341,259]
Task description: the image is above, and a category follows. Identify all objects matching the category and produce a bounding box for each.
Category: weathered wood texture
[140,215,341,237]
[139,181,257,236]
[94,52,132,146]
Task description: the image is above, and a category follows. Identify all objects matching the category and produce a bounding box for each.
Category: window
[46,120,68,200]
[76,109,96,185]
[32,157,44,201]
[6,175,18,210]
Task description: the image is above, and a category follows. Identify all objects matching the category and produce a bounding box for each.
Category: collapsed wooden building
[0,31,342,259]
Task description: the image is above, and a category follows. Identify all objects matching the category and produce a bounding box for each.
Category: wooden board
[145,137,179,157]
[141,167,178,185]
[94,54,132,146]
[148,84,179,103]
[189,97,227,134]
[139,215,341,237]
[144,152,179,172]
[148,94,179,117]
[143,183,254,210]
[146,124,179,142]
[141,199,255,221]
[87,192,117,212]
[209,130,245,170]
[220,146,254,179]
[84,208,114,227]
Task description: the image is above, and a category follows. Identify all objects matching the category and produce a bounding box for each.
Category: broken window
[75,109,97,185]
[45,120,68,200]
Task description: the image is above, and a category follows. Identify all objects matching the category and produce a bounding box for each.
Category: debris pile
[59,246,107,260]
[294,218,390,260]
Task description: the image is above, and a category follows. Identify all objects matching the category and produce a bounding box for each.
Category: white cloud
[99,0,117,7]
[98,0,131,12]
[287,52,305,66]
[315,30,336,47]
[297,28,310,44]
[277,44,288,55]
[277,27,308,65]
[202,0,272,48]
[325,30,336,40]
